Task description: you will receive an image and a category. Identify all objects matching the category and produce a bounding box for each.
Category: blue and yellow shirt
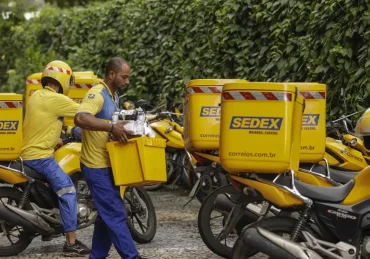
[21,87,79,160]
[77,81,119,168]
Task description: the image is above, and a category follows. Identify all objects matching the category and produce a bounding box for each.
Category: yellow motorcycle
[0,131,157,256]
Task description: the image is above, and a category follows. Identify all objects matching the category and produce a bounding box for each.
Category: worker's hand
[54,138,64,151]
[111,121,131,143]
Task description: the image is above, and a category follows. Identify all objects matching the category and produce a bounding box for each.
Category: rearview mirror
[136,99,148,108]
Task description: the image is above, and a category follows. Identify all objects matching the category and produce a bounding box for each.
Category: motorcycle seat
[329,168,358,184]
[299,163,358,184]
[294,179,354,203]
[0,161,47,182]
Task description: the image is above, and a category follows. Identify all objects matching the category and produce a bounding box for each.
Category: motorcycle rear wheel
[198,185,259,258]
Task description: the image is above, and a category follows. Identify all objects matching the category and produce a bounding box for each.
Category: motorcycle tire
[143,183,164,191]
[125,187,157,244]
[195,171,228,203]
[198,185,259,258]
[232,216,319,259]
[178,152,193,190]
[0,187,33,257]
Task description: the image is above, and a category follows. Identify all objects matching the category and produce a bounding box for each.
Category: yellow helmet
[41,60,74,96]
[355,108,370,137]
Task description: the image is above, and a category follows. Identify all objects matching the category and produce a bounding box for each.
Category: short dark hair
[105,57,128,77]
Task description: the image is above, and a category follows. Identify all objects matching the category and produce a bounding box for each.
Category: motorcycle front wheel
[124,187,157,243]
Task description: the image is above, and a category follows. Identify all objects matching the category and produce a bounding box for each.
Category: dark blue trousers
[81,163,139,259]
[24,157,77,232]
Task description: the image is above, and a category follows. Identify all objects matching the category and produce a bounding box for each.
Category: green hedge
[2,0,370,118]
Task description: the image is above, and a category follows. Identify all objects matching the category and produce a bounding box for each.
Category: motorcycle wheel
[124,187,157,243]
[0,187,33,256]
[198,185,259,258]
[192,170,228,203]
[178,152,193,189]
[232,216,318,259]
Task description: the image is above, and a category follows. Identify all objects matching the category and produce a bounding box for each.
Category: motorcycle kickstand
[216,203,243,241]
[182,174,208,209]
[168,173,182,190]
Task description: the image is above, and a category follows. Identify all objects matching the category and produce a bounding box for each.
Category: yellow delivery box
[63,72,101,127]
[25,73,43,106]
[219,82,304,174]
[0,94,23,161]
[294,83,327,163]
[107,137,167,186]
[183,79,247,152]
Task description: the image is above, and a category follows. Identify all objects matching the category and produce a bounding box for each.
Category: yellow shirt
[77,82,119,168]
[21,87,79,160]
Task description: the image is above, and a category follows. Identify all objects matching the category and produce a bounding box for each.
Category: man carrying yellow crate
[74,57,144,259]
[21,60,91,255]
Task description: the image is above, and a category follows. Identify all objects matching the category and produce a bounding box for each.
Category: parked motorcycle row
[1,70,370,259]
[180,79,370,259]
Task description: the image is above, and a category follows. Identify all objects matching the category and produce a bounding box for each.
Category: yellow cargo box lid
[288,82,326,91]
[26,73,42,80]
[75,71,97,79]
[186,79,247,88]
[27,71,97,80]
[223,82,297,94]
[0,93,23,101]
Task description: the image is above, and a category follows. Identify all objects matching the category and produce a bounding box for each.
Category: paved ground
[6,188,266,259]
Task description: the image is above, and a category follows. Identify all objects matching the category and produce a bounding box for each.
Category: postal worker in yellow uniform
[21,60,90,255]
[75,57,144,259]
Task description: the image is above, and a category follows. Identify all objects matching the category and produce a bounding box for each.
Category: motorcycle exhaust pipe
[242,227,323,259]
[213,193,259,222]
[0,200,54,235]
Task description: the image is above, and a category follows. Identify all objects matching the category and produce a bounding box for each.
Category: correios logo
[230,116,283,130]
[347,151,363,162]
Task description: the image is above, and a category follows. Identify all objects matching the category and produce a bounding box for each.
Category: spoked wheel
[192,169,228,203]
[198,185,260,258]
[178,152,194,189]
[0,187,33,257]
[124,187,157,243]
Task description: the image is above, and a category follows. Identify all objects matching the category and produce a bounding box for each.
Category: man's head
[105,57,131,91]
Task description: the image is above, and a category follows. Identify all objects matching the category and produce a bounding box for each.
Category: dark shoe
[63,239,91,256]
[136,255,148,259]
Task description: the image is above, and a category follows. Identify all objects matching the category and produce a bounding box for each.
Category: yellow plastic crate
[0,93,23,161]
[219,82,304,174]
[294,83,327,163]
[106,137,167,186]
[183,79,248,152]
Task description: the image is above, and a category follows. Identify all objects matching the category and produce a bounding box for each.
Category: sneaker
[63,239,91,256]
